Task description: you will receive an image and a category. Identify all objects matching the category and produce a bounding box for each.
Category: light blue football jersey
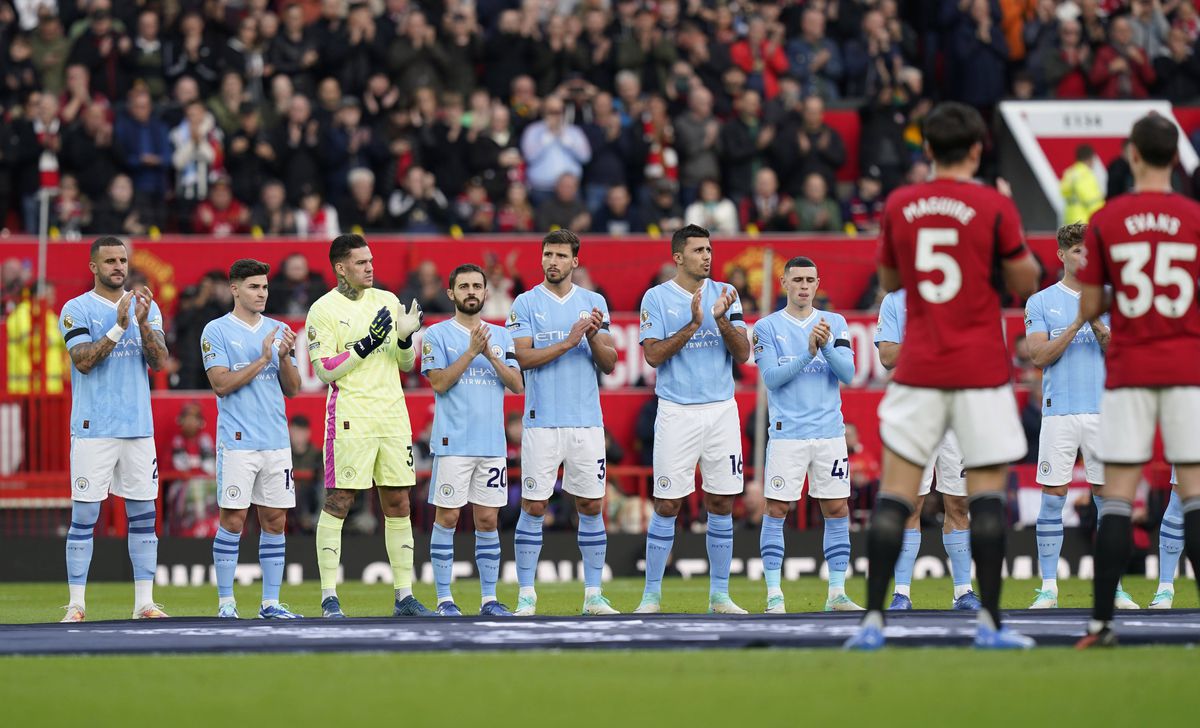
[201,313,295,451]
[1024,282,1106,416]
[507,284,609,428]
[754,309,854,440]
[639,279,746,405]
[421,319,519,457]
[59,291,163,439]
[874,289,906,346]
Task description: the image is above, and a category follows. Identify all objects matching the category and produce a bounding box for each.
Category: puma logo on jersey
[534,312,547,322]
[339,320,351,327]
[667,309,679,317]
[1049,308,1061,316]
[230,340,244,349]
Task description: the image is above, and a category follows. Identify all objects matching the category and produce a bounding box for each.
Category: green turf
[2,648,1199,726]
[2,578,1198,724]
[1,576,1196,623]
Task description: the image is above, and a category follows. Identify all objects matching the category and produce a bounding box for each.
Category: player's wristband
[397,336,413,349]
[105,324,126,342]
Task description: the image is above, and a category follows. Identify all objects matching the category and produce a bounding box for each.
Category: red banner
[0,234,1063,318]
[274,310,1028,394]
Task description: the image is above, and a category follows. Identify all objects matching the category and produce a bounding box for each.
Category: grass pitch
[1,577,1197,726]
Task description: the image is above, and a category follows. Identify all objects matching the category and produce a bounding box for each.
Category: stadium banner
[2,530,1182,585]
[0,234,1062,316]
[998,100,1200,224]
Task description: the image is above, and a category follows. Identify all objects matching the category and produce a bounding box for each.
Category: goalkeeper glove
[353,306,393,357]
[395,299,424,347]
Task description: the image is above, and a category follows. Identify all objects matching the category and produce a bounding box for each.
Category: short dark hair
[1056,222,1087,250]
[1075,144,1095,162]
[922,102,987,166]
[90,236,126,257]
[1130,113,1178,169]
[671,224,710,255]
[543,229,581,255]
[229,258,270,282]
[448,263,487,289]
[784,256,818,272]
[289,414,310,428]
[329,233,368,266]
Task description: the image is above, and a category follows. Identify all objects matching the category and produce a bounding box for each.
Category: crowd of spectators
[2,0,1191,244]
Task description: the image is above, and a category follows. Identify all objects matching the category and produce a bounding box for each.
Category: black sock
[1092,498,1133,625]
[866,494,913,614]
[968,492,1006,629]
[1182,498,1200,605]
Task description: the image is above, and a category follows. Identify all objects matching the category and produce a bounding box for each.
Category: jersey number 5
[1110,241,1197,319]
[915,228,961,304]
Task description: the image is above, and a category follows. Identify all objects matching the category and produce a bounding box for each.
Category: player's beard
[544,266,572,285]
[98,271,125,292]
[455,297,483,314]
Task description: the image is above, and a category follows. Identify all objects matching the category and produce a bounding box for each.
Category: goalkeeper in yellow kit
[306,234,433,617]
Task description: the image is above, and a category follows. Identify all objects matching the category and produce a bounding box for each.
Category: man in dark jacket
[718,89,773,203]
[114,86,170,201]
[770,94,845,199]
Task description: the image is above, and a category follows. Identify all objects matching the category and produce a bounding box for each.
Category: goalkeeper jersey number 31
[306,287,414,439]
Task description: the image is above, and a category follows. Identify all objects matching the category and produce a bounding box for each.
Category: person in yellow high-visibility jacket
[1060,144,1104,224]
[6,286,68,394]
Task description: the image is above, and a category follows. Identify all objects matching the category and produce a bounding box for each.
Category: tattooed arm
[141,328,168,371]
[135,288,168,372]
[67,290,133,374]
[69,337,120,374]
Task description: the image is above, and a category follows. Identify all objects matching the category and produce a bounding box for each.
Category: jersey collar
[227,312,265,332]
[538,283,577,304]
[450,319,476,336]
[87,291,119,309]
[1055,281,1081,299]
[666,279,703,299]
[781,309,819,327]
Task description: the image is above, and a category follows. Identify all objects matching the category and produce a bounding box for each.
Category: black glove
[353,306,392,357]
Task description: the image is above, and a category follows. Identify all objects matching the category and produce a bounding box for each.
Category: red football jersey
[1079,191,1200,388]
[878,178,1030,388]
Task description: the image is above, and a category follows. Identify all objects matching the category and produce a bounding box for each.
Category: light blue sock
[577,513,607,591]
[759,515,785,591]
[894,528,921,593]
[943,529,972,588]
[514,511,544,590]
[66,500,100,591]
[125,499,158,583]
[1160,490,1185,587]
[823,516,851,590]
[644,512,676,597]
[475,530,501,602]
[430,523,455,602]
[212,526,241,599]
[1036,492,1067,584]
[706,512,734,597]
[258,532,285,603]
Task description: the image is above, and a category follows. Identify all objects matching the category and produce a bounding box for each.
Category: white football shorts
[70,436,158,503]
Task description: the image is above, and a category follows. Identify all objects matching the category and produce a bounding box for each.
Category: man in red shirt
[193,176,249,237]
[1076,114,1200,647]
[845,102,1041,650]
